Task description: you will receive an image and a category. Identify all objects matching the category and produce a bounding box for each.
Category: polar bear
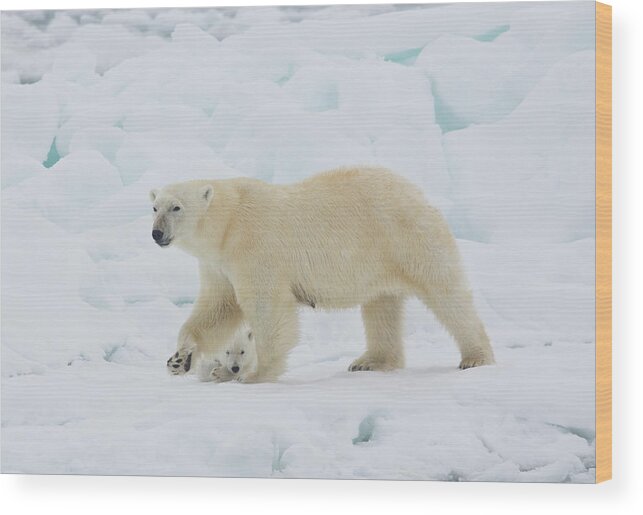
[195,325,257,382]
[212,327,257,382]
[152,167,494,383]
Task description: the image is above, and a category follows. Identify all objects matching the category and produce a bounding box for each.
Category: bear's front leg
[236,291,299,383]
[168,270,243,376]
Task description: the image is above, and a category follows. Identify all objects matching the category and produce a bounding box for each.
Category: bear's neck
[178,184,238,263]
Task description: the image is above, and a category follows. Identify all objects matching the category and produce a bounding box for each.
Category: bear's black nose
[231,366,240,374]
[152,229,164,242]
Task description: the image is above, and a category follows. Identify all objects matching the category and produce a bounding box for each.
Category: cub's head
[149,182,214,248]
[223,328,256,376]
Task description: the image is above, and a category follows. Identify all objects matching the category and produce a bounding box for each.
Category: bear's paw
[210,361,234,383]
[348,355,401,372]
[166,350,192,375]
[458,354,495,370]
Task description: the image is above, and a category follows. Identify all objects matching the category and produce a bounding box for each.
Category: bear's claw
[167,350,192,375]
[348,356,399,372]
[458,355,495,370]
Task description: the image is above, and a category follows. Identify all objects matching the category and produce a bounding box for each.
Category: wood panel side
[596,0,612,484]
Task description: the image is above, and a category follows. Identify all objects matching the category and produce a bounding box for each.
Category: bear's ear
[149,189,158,203]
[201,184,214,205]
[247,331,253,340]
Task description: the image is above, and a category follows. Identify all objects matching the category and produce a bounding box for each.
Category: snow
[415,2,595,130]
[443,49,595,243]
[1,3,595,482]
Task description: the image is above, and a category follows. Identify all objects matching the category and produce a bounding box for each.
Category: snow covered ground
[1,3,596,481]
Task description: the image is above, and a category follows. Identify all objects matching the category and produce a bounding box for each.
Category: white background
[0,0,640,512]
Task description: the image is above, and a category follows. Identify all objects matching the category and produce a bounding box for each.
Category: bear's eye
[226,351,229,355]
[153,207,157,212]
[241,350,245,355]
[173,206,181,212]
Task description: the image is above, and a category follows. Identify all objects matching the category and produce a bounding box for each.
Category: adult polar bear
[150,167,494,383]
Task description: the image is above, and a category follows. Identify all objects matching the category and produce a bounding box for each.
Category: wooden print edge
[596,0,612,484]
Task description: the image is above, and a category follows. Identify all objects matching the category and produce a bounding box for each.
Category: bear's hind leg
[349,295,404,372]
[421,285,494,369]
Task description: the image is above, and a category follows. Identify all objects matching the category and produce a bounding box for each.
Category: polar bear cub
[197,326,257,383]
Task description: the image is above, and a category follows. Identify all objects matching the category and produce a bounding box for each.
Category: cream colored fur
[150,167,494,383]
